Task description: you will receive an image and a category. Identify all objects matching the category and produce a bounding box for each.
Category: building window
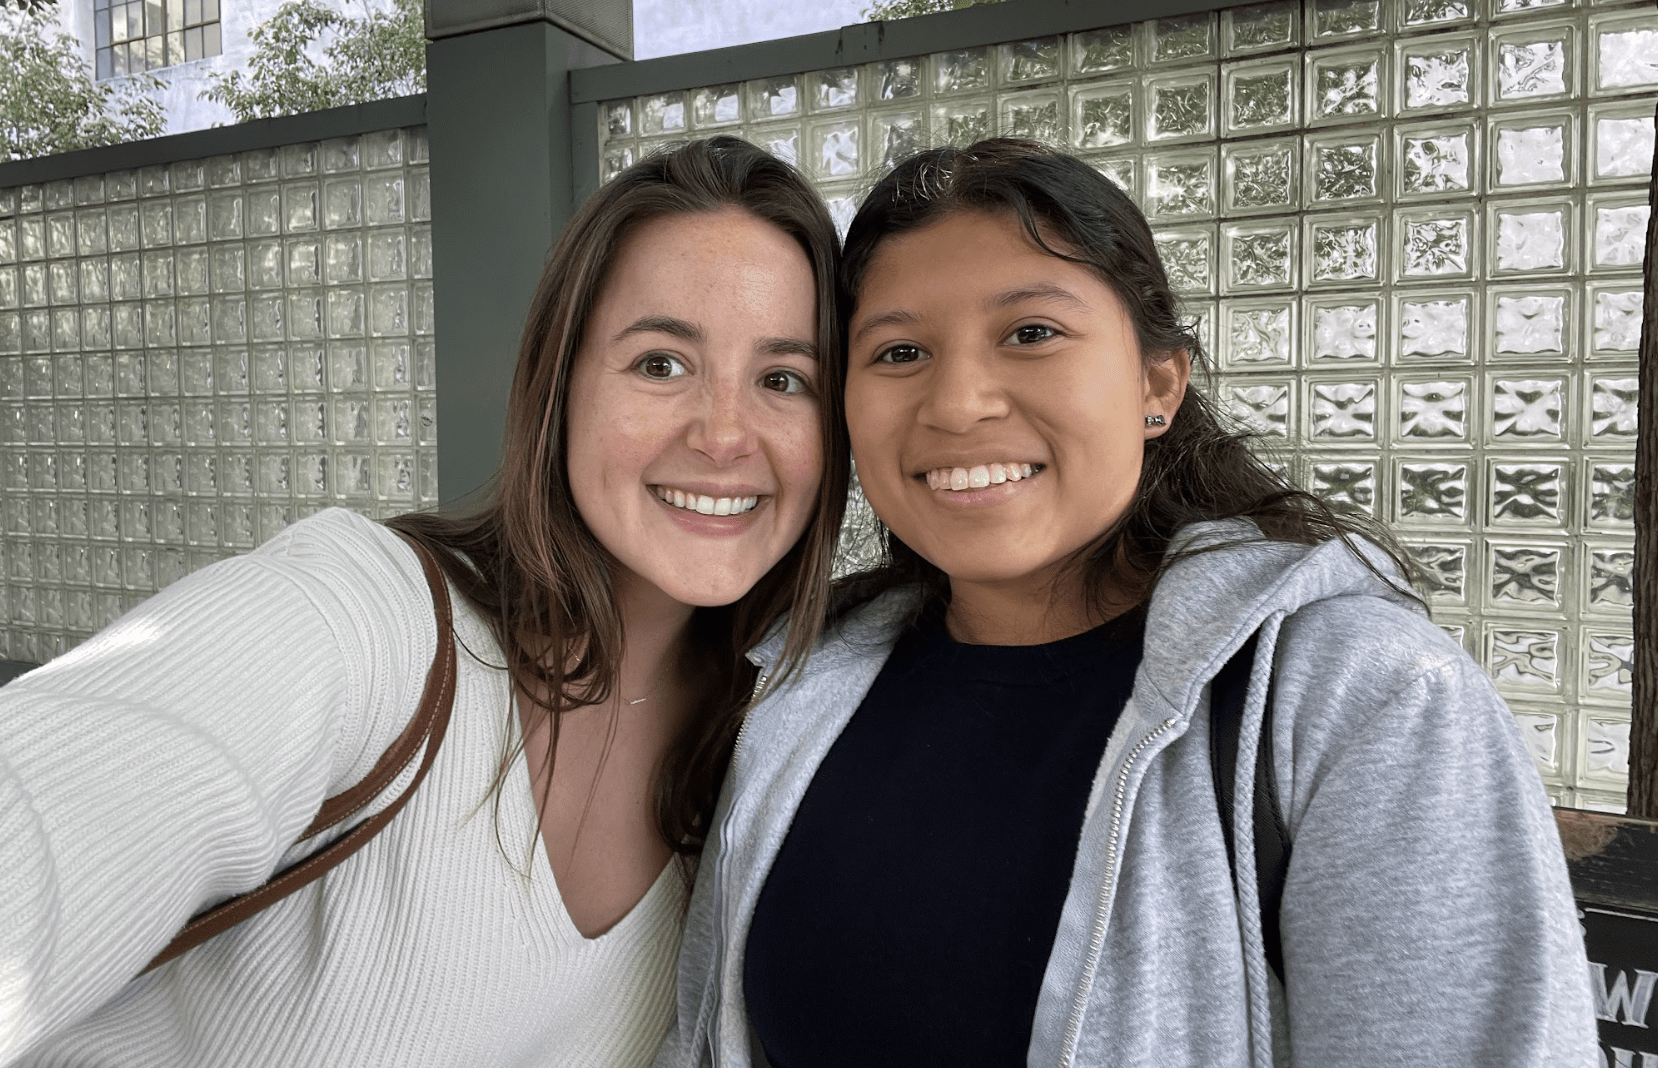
[94,0,222,78]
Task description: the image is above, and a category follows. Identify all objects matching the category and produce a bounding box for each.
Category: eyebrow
[992,282,1089,311]
[613,315,703,345]
[614,316,817,361]
[850,308,921,344]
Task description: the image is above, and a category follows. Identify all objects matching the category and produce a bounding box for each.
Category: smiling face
[565,208,823,609]
[846,208,1188,638]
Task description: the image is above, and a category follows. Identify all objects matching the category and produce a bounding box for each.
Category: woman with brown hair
[0,136,847,1068]
[660,139,1595,1067]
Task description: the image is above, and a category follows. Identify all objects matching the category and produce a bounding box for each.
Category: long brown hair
[836,138,1418,618]
[389,137,848,855]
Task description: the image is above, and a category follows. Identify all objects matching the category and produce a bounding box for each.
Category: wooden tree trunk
[1626,98,1658,818]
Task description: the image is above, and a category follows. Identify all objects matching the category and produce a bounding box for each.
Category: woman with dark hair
[0,136,847,1067]
[660,139,1596,1066]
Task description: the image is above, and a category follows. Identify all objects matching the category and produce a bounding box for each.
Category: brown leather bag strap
[142,532,458,974]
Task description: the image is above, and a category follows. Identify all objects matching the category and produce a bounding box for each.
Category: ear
[1142,349,1191,439]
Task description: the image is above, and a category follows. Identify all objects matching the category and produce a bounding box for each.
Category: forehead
[595,208,816,319]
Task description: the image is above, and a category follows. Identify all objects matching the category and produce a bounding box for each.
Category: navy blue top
[743,608,1145,1068]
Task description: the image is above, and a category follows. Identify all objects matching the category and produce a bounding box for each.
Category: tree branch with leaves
[201,0,424,124]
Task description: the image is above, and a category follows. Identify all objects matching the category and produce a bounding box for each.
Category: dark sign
[1584,905,1658,1067]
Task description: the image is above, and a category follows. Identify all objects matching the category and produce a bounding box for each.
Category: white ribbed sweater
[0,508,684,1068]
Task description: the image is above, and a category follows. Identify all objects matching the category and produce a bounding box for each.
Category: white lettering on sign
[1600,1044,1658,1068]
[1593,964,1658,1028]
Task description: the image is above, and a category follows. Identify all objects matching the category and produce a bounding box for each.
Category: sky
[633,0,876,60]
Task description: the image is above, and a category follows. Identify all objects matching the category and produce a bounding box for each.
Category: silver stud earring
[1144,414,1166,427]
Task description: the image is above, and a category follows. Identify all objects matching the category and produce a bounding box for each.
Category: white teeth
[654,487,759,515]
[923,463,1041,491]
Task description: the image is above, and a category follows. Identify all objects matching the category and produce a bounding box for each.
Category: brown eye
[1011,324,1057,345]
[876,344,924,365]
[761,370,807,394]
[637,354,684,379]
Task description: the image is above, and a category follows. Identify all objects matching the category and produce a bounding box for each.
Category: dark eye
[1009,324,1057,345]
[637,353,685,380]
[875,344,925,365]
[761,369,810,395]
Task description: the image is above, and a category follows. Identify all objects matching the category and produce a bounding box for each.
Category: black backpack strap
[1209,632,1292,986]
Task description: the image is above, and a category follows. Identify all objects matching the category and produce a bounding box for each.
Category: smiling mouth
[652,486,762,516]
[921,462,1044,492]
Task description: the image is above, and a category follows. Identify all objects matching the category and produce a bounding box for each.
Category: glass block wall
[593,0,1655,810]
[0,127,437,665]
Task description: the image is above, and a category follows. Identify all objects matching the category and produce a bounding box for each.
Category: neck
[608,567,699,703]
[943,566,1126,646]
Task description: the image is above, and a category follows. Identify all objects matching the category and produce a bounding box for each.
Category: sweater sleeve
[0,508,436,1064]
[1269,600,1598,1067]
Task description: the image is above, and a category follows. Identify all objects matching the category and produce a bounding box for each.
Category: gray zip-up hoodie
[656,523,1598,1068]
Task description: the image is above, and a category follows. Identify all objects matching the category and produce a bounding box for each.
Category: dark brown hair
[837,138,1418,617]
[389,136,848,856]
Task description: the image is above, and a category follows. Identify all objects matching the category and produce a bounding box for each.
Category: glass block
[746,125,800,168]
[335,449,373,499]
[218,399,252,443]
[1398,460,1468,521]
[139,200,172,248]
[245,188,281,237]
[1312,0,1382,39]
[1491,376,1564,440]
[1225,1,1298,55]
[1590,463,1636,527]
[364,176,404,227]
[1309,380,1377,439]
[221,450,254,494]
[1071,80,1134,149]
[1403,0,1472,27]
[1490,543,1562,607]
[1309,47,1385,124]
[1223,139,1299,214]
[1223,59,1298,136]
[1221,380,1292,435]
[1145,150,1216,217]
[1308,132,1382,204]
[601,146,635,183]
[1584,635,1634,707]
[174,195,207,245]
[873,58,921,102]
[934,48,991,95]
[1492,21,1575,103]
[1490,460,1564,523]
[1398,377,1469,439]
[1398,34,1478,113]
[1589,284,1643,356]
[932,101,992,147]
[408,170,430,223]
[1491,111,1574,189]
[1406,541,1467,601]
[1223,299,1295,365]
[324,234,362,285]
[48,261,78,305]
[1073,26,1136,76]
[1154,228,1214,295]
[1583,716,1631,782]
[1588,195,1650,272]
[1488,628,1559,689]
[1587,546,1634,613]
[1305,214,1378,285]
[988,89,1056,142]
[639,92,687,135]
[603,100,633,141]
[321,178,361,230]
[1589,102,1656,182]
[1591,12,1658,94]
[692,83,741,128]
[1002,37,1061,84]
[1145,70,1216,142]
[1151,14,1214,63]
[1397,208,1476,281]
[76,209,109,257]
[1223,222,1297,291]
[140,250,174,298]
[46,212,76,258]
[362,130,404,171]
[367,231,406,282]
[1491,289,1568,357]
[176,249,209,296]
[809,119,860,180]
[106,204,141,253]
[1491,200,1570,275]
[1590,375,1638,442]
[747,77,801,120]
[1310,460,1375,512]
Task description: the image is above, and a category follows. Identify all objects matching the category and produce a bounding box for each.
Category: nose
[686,373,760,467]
[916,348,1008,434]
